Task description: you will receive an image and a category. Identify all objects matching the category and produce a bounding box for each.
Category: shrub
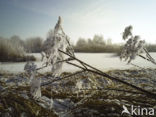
[0,37,36,62]
[25,37,43,53]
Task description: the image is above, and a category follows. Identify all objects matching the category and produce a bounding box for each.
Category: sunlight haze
[0,0,156,43]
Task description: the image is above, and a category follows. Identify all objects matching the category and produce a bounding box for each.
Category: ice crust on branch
[42,16,74,76]
[30,72,41,99]
[24,62,41,98]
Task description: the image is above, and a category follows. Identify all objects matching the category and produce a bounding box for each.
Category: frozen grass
[0,38,36,62]
[0,70,156,117]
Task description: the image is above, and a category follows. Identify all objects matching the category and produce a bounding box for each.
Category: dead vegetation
[0,69,156,117]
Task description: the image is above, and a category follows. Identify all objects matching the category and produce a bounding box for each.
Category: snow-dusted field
[0,52,156,73]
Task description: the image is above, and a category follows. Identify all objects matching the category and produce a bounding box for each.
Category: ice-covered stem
[24,62,41,99]
[41,70,85,86]
[59,49,156,99]
[79,88,144,95]
[138,54,156,65]
[142,48,156,65]
[30,72,41,99]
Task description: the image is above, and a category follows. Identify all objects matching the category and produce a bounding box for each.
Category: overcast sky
[0,0,156,43]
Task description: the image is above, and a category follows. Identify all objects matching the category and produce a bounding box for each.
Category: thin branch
[36,58,73,71]
[144,48,155,62]
[59,49,156,99]
[56,58,74,64]
[138,54,156,65]
[130,63,146,70]
[67,61,86,70]
[36,65,48,71]
[41,70,85,86]
[79,88,144,95]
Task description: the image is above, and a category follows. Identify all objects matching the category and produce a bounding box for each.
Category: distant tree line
[0,35,43,53]
[146,44,156,52]
[0,35,156,54]
[74,35,156,53]
[0,36,36,62]
[74,35,122,53]
[25,37,43,53]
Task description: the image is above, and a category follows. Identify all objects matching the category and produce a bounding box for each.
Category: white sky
[0,0,156,44]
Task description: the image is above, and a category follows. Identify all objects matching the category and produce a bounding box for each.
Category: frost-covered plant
[0,38,26,61]
[41,16,74,76]
[30,72,41,99]
[122,25,132,40]
[24,62,37,76]
[24,16,74,99]
[120,25,155,64]
[24,62,41,98]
